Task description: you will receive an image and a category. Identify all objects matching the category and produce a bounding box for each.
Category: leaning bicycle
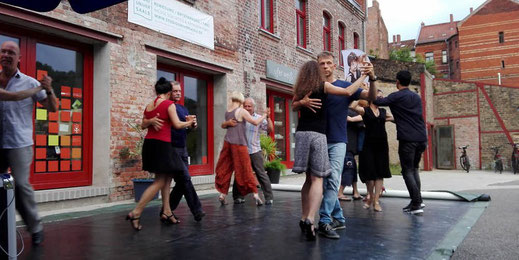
[490,146,503,174]
[458,145,470,173]
[510,143,518,174]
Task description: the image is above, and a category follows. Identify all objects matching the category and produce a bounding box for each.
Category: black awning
[0,0,127,14]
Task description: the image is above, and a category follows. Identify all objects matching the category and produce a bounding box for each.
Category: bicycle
[510,143,519,174]
[490,146,503,174]
[458,145,470,173]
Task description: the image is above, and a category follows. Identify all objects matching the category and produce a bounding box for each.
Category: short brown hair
[317,51,335,62]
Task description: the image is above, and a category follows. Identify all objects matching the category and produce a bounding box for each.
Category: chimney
[470,7,473,13]
[450,14,453,23]
[393,35,396,43]
[397,34,401,43]
[421,22,425,27]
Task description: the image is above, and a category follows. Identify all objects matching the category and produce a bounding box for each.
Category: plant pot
[132,178,158,202]
[266,168,280,184]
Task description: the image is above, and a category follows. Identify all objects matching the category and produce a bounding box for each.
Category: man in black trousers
[373,70,427,215]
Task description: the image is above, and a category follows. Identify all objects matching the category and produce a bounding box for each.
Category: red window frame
[260,0,274,33]
[296,0,306,48]
[338,23,345,67]
[323,13,331,51]
[266,90,294,169]
[1,27,93,190]
[353,32,359,49]
[157,64,214,176]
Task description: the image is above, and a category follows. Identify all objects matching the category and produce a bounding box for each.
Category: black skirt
[142,139,184,174]
[358,141,392,183]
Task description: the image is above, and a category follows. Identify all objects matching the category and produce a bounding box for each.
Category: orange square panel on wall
[72,136,81,146]
[35,148,46,159]
[61,148,71,159]
[72,112,82,123]
[71,148,81,159]
[61,86,71,97]
[61,136,71,146]
[48,161,59,172]
[61,99,71,109]
[60,161,70,171]
[35,135,47,146]
[72,160,81,171]
[73,88,82,99]
[35,161,46,173]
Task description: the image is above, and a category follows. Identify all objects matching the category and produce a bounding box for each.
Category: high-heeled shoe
[159,209,180,221]
[363,199,372,209]
[304,219,316,241]
[218,194,228,205]
[254,196,263,206]
[160,212,180,224]
[299,220,305,234]
[380,187,386,196]
[126,213,142,231]
[373,201,383,212]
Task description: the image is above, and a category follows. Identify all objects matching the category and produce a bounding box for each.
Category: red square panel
[35,148,46,159]
[61,99,71,109]
[72,136,81,146]
[72,112,82,123]
[61,148,71,159]
[72,124,81,134]
[73,88,82,99]
[49,122,59,134]
[60,161,70,171]
[61,86,71,97]
[35,161,46,172]
[60,111,70,122]
[36,102,43,108]
[35,135,47,146]
[37,70,47,81]
[72,160,82,171]
[48,161,58,172]
[48,112,58,121]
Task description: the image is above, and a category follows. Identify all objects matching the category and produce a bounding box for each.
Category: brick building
[389,34,415,57]
[366,0,389,59]
[415,14,459,79]
[458,0,519,85]
[0,0,366,203]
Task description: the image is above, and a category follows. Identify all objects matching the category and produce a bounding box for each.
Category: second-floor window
[442,50,447,64]
[425,52,434,62]
[323,12,331,51]
[353,32,359,49]
[296,0,306,48]
[259,0,274,33]
[338,23,345,67]
[499,32,504,43]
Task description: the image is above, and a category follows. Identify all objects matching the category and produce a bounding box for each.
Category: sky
[369,0,488,42]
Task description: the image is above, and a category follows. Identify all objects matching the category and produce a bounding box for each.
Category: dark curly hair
[293,60,323,100]
[155,77,172,95]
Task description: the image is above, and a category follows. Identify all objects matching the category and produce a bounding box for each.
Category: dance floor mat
[18,191,487,260]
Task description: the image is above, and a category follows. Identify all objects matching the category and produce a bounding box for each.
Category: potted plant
[260,134,286,184]
[122,119,159,201]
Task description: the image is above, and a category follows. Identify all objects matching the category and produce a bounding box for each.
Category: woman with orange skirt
[217,91,268,206]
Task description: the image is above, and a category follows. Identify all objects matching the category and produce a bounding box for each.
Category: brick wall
[415,41,449,78]
[433,79,519,170]
[366,0,389,59]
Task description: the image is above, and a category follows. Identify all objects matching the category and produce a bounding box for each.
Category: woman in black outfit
[353,90,393,212]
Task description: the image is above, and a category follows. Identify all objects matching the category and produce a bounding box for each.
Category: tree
[389,47,413,62]
[415,53,437,75]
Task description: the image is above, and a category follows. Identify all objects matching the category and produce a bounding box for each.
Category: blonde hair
[230,91,244,103]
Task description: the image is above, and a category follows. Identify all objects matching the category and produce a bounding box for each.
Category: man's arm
[142,114,164,131]
[39,76,58,112]
[373,95,392,106]
[266,116,274,133]
[0,87,43,101]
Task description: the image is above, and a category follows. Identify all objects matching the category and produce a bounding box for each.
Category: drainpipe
[445,39,450,78]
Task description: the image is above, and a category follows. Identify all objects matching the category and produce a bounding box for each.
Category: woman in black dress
[354,90,393,212]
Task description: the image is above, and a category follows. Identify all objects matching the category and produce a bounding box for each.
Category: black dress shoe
[194,211,206,222]
[32,231,44,246]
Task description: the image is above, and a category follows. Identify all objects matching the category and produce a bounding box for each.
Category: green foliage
[415,53,437,75]
[389,163,402,176]
[389,47,413,62]
[120,119,145,160]
[264,158,287,171]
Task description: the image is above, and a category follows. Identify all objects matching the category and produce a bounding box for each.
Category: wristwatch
[46,90,53,95]
[369,76,377,81]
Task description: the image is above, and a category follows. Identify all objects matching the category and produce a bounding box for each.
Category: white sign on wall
[128,0,214,50]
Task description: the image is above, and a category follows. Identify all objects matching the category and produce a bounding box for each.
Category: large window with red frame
[259,0,274,33]
[157,65,214,176]
[266,90,297,168]
[296,0,306,48]
[338,23,345,67]
[323,12,331,51]
[0,30,92,190]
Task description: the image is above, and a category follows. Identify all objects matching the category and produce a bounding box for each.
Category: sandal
[352,195,364,200]
[218,194,228,205]
[159,209,180,221]
[373,202,383,212]
[338,196,352,201]
[126,213,142,231]
[304,219,316,241]
[160,213,180,225]
[363,199,371,209]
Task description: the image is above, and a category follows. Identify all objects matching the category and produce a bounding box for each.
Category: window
[425,52,434,62]
[499,32,504,43]
[267,90,297,168]
[456,60,459,69]
[353,32,359,49]
[338,23,345,66]
[1,31,93,190]
[455,41,458,48]
[322,12,331,51]
[296,0,306,48]
[501,60,505,69]
[157,66,214,176]
[442,50,447,64]
[259,0,274,33]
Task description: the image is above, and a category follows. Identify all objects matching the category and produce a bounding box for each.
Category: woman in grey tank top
[215,91,268,206]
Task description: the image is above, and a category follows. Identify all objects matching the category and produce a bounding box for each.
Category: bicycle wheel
[460,156,470,173]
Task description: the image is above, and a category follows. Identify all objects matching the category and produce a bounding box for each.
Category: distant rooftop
[417,20,458,45]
